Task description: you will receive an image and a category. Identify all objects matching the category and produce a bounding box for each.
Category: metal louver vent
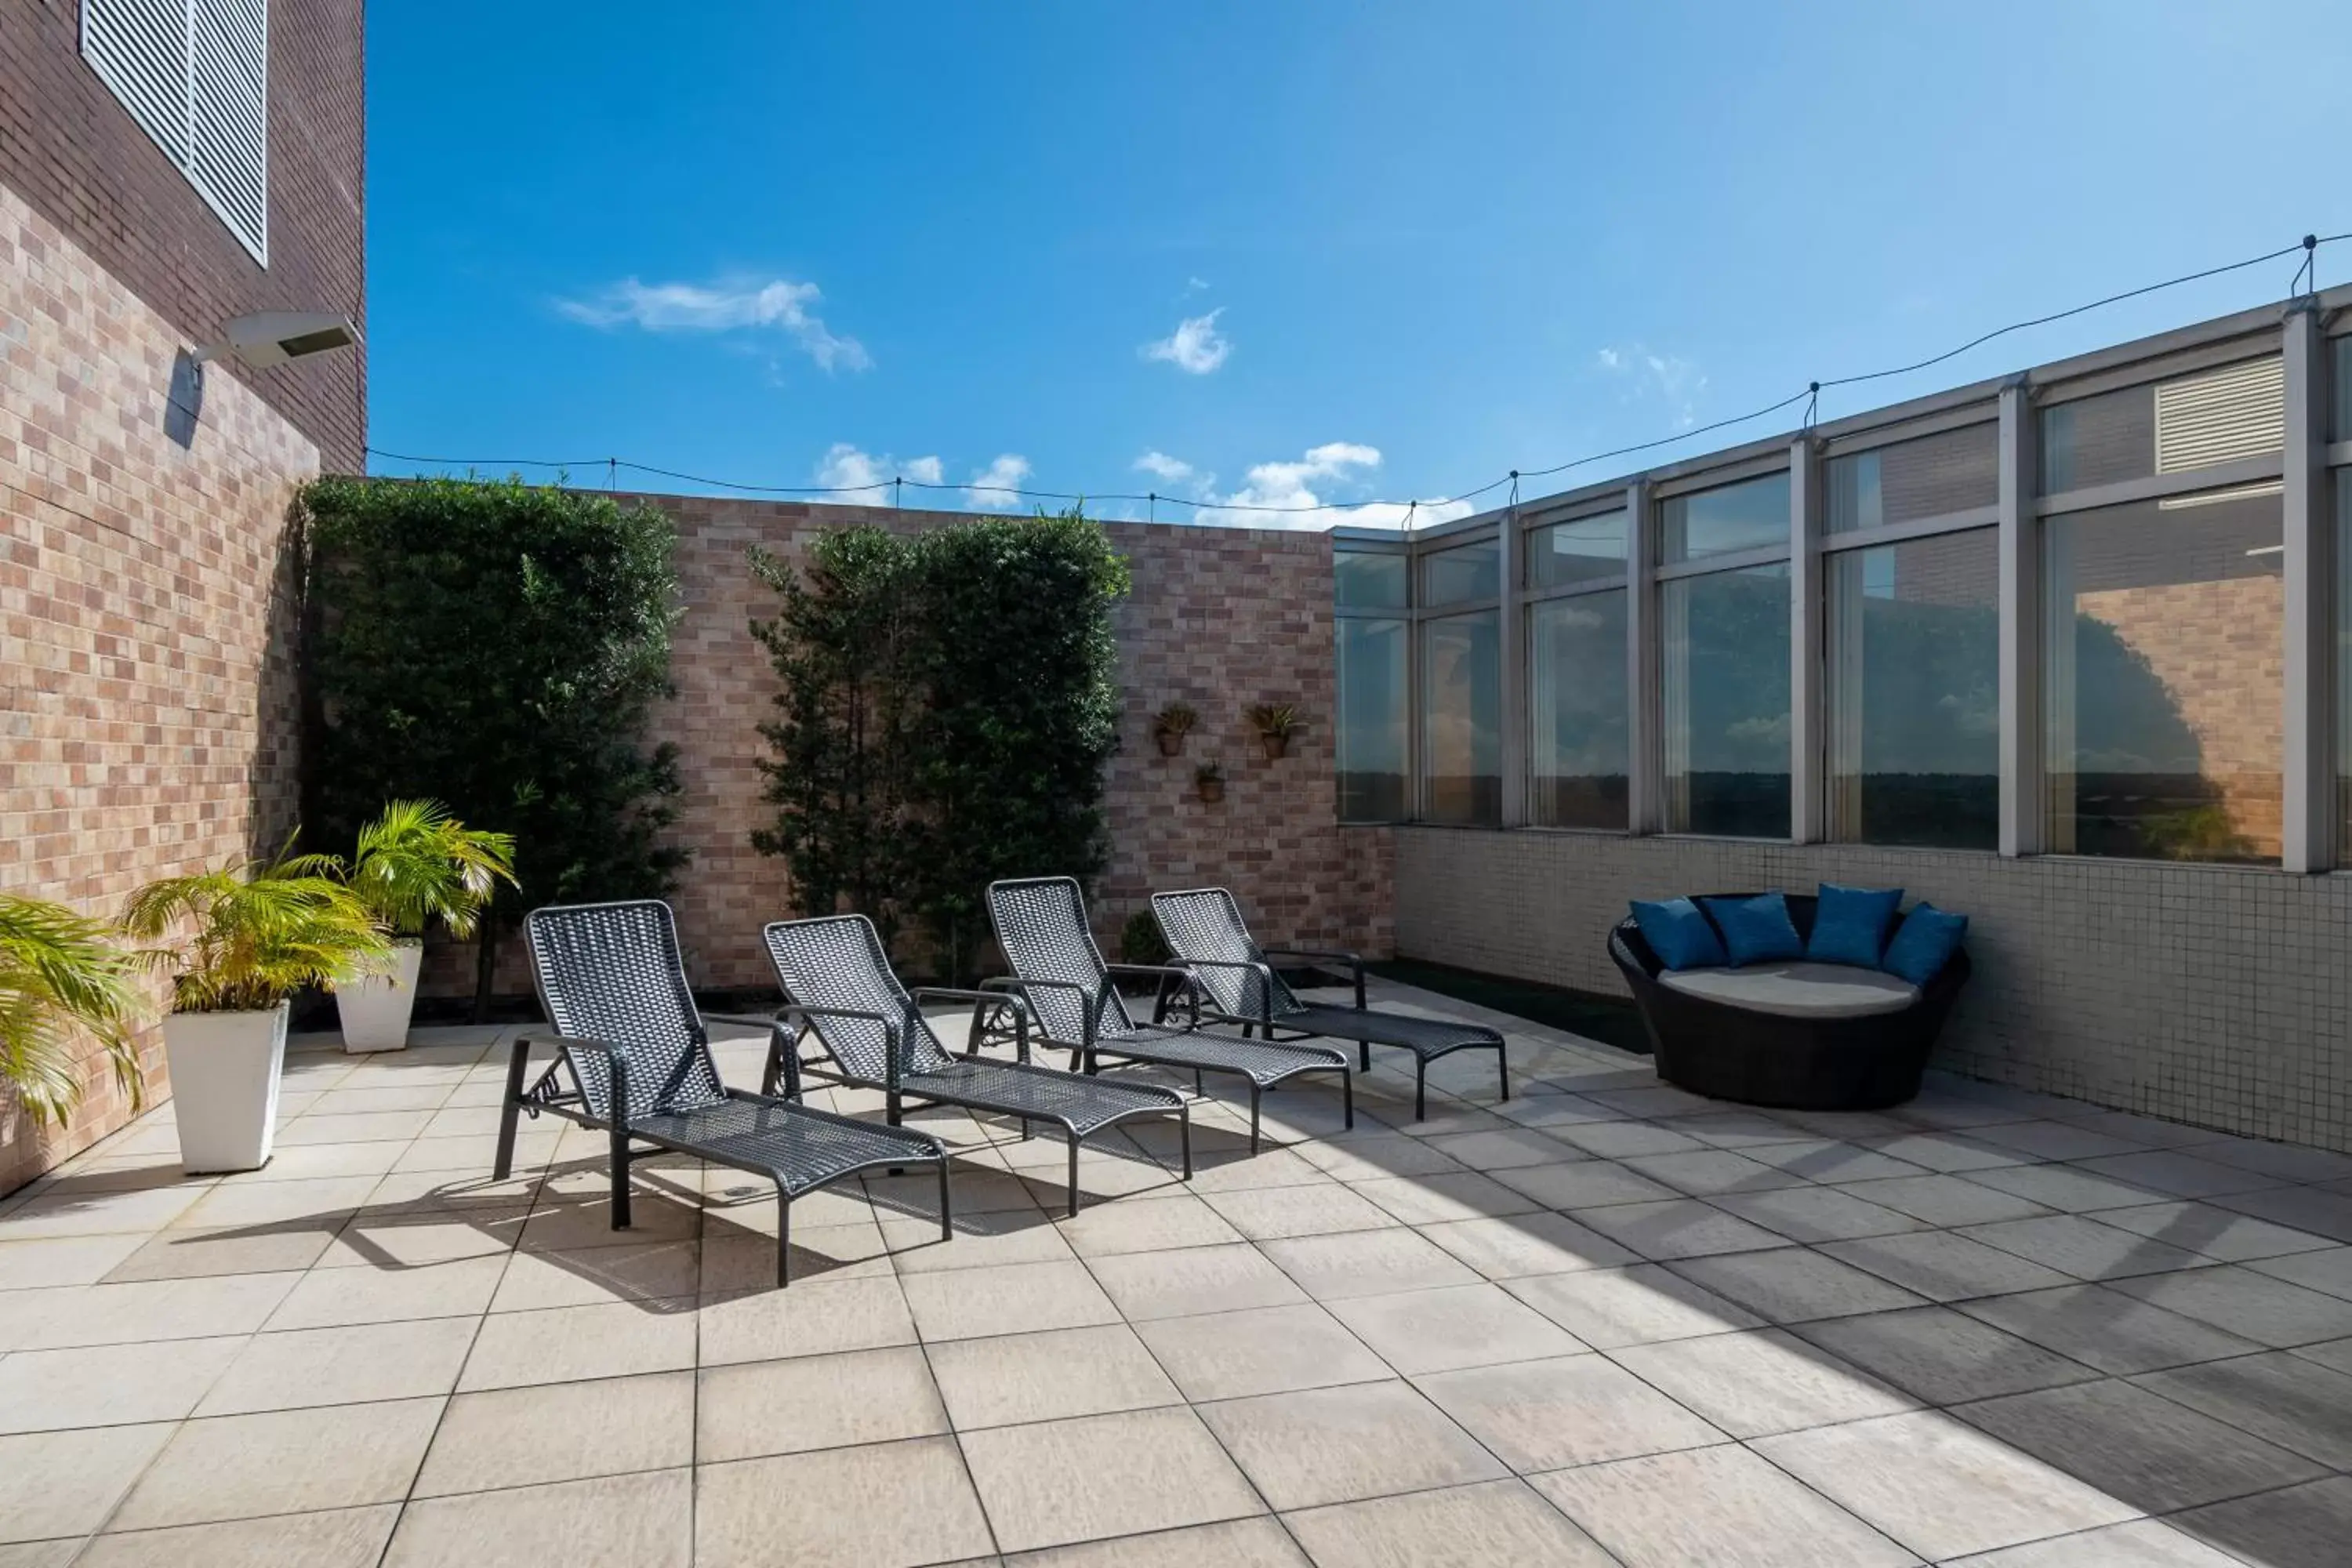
[81,0,269,265]
[2155,357,2283,475]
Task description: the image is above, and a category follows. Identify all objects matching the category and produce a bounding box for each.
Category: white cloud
[1596,342,1707,429]
[1196,441,1472,532]
[559,275,871,372]
[1142,308,1231,375]
[815,443,941,497]
[965,454,1032,511]
[1133,450,1196,484]
[1185,276,1210,294]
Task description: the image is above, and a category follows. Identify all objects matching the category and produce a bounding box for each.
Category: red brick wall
[2,183,318,1193]
[0,0,366,468]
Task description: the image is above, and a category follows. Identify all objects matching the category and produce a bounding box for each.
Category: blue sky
[366,2,2351,528]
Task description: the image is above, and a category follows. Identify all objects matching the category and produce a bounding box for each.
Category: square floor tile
[1200,1379,1505,1510]
[1055,1193,1243,1257]
[1956,1283,2263,1374]
[1134,1302,1388,1401]
[1962,1163,2169,1214]
[1621,1149,1807,1197]
[2190,1138,2352,1185]
[2071,1152,2285,1201]
[695,1439,988,1568]
[1550,1121,1704,1160]
[1955,1378,2325,1512]
[0,1423,175,1543]
[1,1272,298,1350]
[1348,1172,1542,1227]
[1414,1210,1637,1279]
[171,1177,383,1231]
[2098,1203,2337,1263]
[456,1298,695,1392]
[1421,1129,1585,1172]
[75,1504,399,1568]
[1570,1199,1789,1261]
[960,1406,1265,1552]
[415,1371,692,1497]
[2106,1265,2352,1348]
[1284,1477,1616,1567]
[1853,1134,2026,1174]
[1792,1305,2100,1405]
[1416,1352,1722,1471]
[197,1315,478,1414]
[2209,1185,2352,1245]
[1610,1325,1916,1436]
[1666,1247,1926,1323]
[899,1258,1120,1343]
[1753,1410,2140,1560]
[1708,1185,1927,1244]
[1822,1232,2074,1302]
[1969,1120,2150,1162]
[1937,1519,2245,1566]
[1504,1263,1764,1348]
[2169,1475,2352,1568]
[1736,1140,1930,1185]
[0,1335,246,1434]
[0,1234,147,1290]
[1831,1174,2053,1228]
[2252,1245,2352,1300]
[1961,1214,2218,1282]
[387,1467,691,1568]
[1534,1443,1917,1568]
[266,1254,506,1330]
[1201,1183,1393,1241]
[1491,1160,1682,1211]
[1327,1283,1586,1374]
[1258,1226,1479,1301]
[697,1345,947,1461]
[2134,1351,2352,1469]
[111,1397,444,1530]
[998,1516,1307,1566]
[696,1273,918,1364]
[1086,1243,1308,1322]
[927,1323,1180,1429]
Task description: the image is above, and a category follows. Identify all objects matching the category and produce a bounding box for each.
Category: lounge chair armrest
[1264,947,1366,1010]
[775,1003,903,1094]
[517,1033,629,1131]
[982,974,1105,1048]
[913,986,1035,1063]
[1105,964,1205,1026]
[1164,956,1281,1029]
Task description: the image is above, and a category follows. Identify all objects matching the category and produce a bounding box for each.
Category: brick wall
[1,181,318,1192]
[0,0,366,468]
[1392,826,2352,1152]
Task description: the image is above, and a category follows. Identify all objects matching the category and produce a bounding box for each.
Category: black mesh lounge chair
[496,899,950,1287]
[985,877,1351,1152]
[760,914,1190,1216]
[1152,887,1508,1121]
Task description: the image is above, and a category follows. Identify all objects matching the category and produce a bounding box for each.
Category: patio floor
[3,979,2352,1566]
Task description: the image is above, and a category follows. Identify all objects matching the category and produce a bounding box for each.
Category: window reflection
[2040,357,2283,494]
[1661,564,1790,837]
[1335,550,1408,610]
[1421,540,1501,605]
[1421,610,1501,825]
[1528,510,1628,588]
[1659,473,1789,564]
[1335,618,1409,821]
[1529,591,1628,829]
[1826,425,1998,535]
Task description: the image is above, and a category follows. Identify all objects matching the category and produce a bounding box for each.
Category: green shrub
[302,477,688,1013]
[1119,909,1170,968]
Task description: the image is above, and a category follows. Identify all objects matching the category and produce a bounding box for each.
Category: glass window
[1528,510,1628,589]
[1661,564,1790,837]
[2039,355,2283,494]
[1335,618,1409,821]
[2336,474,2352,848]
[1659,472,1789,564]
[1529,591,1627,829]
[2044,486,2282,864]
[1335,550,1408,610]
[1825,424,1998,535]
[1421,539,1501,604]
[1825,532,1999,849]
[2332,336,2352,444]
[1421,610,1501,825]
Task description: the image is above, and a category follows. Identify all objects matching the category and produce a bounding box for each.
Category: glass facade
[1528,510,1628,588]
[1421,610,1501,825]
[2040,356,2284,493]
[1659,472,1790,564]
[1528,591,1628,829]
[2044,488,2283,864]
[1825,531,1999,848]
[1421,539,1501,605]
[1335,549,1408,610]
[1826,424,1998,535]
[1661,564,1790,837]
[1334,617,1409,821]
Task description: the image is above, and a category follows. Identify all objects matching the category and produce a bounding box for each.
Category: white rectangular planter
[336,941,424,1053]
[162,1002,289,1174]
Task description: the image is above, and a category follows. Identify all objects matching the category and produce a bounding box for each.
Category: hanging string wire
[367,230,2351,521]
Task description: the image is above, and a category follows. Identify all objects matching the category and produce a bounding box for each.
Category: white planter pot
[162,1002,289,1174]
[337,940,424,1053]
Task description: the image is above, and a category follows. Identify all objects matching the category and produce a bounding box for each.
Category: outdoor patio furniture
[1608,891,1972,1111]
[1152,885,1509,1120]
[985,876,1352,1152]
[760,913,1190,1216]
[498,898,951,1286]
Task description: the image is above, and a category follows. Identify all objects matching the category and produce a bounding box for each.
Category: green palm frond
[122,839,393,1014]
[0,894,149,1126]
[350,800,518,939]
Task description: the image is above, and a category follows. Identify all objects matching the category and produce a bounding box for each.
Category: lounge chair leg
[1249,1083,1262,1154]
[1415,1059,1428,1122]
[609,1123,633,1231]
[1497,1044,1510,1102]
[1066,1138,1082,1218]
[776,1195,792,1288]
[1020,1117,1032,1142]
[1342,1067,1355,1130]
[1179,1103,1193,1180]
[1359,1040,1370,1073]
[1193,1069,1203,1097]
[937,1156,953,1242]
[493,1038,531,1180]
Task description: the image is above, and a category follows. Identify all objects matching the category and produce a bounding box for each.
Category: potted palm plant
[1195,760,1226,804]
[0,892,148,1127]
[122,839,389,1172]
[1152,702,1199,757]
[338,800,517,1053]
[1248,702,1306,760]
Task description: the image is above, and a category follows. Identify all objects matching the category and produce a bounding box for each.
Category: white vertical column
[1788,438,1824,844]
[1498,505,1526,828]
[2282,304,2334,873]
[1625,480,1660,834]
[1997,378,2042,858]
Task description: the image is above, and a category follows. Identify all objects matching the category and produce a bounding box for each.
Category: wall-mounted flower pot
[1197,779,1225,803]
[163,1001,289,1173]
[1258,734,1290,761]
[1156,731,1186,757]
[336,938,423,1053]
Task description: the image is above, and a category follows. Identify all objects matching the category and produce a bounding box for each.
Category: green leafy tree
[350,800,518,939]
[303,477,688,1014]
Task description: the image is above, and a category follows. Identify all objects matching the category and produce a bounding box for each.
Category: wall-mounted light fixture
[190,310,359,368]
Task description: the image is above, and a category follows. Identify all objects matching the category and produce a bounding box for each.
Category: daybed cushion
[1809,883,1904,967]
[1700,893,1805,967]
[1630,897,1726,971]
[1884,903,1969,986]
[1658,960,1922,1021]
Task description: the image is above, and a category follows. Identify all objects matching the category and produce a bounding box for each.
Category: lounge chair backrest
[987,877,1137,1042]
[760,915,959,1082]
[523,899,728,1121]
[1151,887,1301,1022]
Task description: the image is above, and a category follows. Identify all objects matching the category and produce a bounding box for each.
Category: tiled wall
[1393,825,2352,1152]
[0,183,318,1192]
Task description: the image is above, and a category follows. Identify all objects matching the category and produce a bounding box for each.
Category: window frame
[1332,537,1415,824]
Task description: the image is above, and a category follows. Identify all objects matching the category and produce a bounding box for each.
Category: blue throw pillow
[1629,897,1726,971]
[1808,883,1904,967]
[1699,893,1805,967]
[1883,903,1969,986]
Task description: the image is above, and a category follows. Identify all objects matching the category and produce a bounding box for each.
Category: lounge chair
[985,876,1351,1152]
[760,913,1190,1216]
[495,899,950,1286]
[1152,886,1508,1120]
